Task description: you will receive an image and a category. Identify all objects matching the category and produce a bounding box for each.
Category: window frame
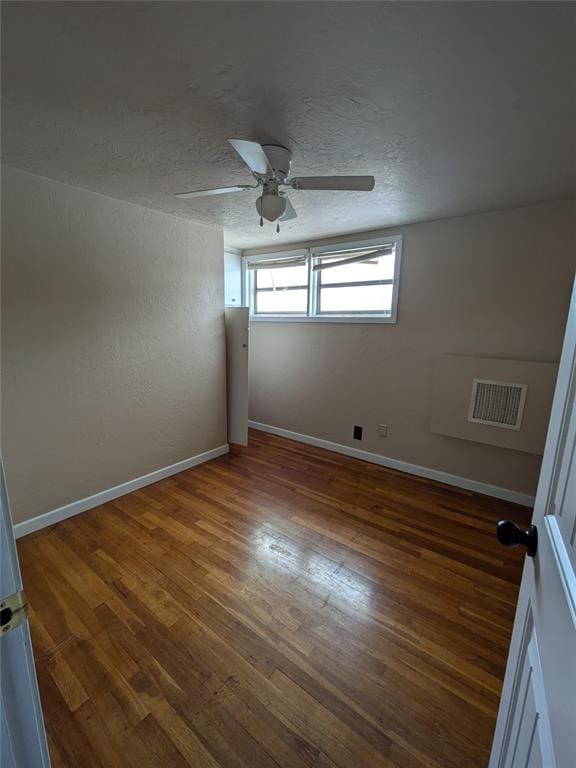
[243,235,403,324]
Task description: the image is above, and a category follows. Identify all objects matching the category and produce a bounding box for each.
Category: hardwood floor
[18,430,531,768]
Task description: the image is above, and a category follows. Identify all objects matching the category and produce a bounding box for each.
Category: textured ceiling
[2,2,574,249]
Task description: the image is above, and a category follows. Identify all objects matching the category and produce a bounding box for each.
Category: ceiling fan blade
[290,176,375,191]
[280,195,297,221]
[174,185,253,199]
[228,139,272,176]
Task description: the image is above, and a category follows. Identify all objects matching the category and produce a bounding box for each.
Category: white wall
[245,199,576,498]
[1,167,227,524]
[224,248,243,307]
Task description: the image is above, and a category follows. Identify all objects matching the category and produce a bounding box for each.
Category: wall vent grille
[468,379,527,430]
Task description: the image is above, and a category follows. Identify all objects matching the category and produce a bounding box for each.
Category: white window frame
[242,235,403,324]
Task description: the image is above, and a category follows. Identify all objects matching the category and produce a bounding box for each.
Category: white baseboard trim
[248,421,535,507]
[13,444,229,539]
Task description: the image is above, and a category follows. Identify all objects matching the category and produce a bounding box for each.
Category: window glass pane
[319,284,393,314]
[256,264,308,289]
[256,289,308,314]
[318,250,395,285]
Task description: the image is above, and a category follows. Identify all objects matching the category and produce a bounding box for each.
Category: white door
[225,306,250,446]
[490,279,576,768]
[0,458,51,767]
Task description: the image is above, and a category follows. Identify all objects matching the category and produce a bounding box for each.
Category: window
[314,245,396,316]
[244,236,402,323]
[250,253,308,316]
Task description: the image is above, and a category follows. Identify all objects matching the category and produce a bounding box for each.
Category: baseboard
[13,444,229,539]
[248,421,535,507]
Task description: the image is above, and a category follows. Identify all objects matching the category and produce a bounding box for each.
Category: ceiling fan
[174,139,375,232]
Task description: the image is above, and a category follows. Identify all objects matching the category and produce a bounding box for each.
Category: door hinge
[1,590,28,637]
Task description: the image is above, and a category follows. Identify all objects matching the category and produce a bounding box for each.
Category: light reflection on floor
[251,526,374,614]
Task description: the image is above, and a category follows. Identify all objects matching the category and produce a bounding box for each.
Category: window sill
[249,315,397,324]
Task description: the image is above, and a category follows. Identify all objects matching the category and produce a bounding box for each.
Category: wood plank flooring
[17,430,531,768]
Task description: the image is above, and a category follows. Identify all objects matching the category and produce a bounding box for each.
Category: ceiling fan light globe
[256,194,287,222]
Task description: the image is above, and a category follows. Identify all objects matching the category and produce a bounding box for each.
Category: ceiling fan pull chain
[276,222,280,234]
[260,186,265,227]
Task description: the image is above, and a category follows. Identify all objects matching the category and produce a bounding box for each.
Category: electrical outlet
[353,425,363,441]
[379,424,389,438]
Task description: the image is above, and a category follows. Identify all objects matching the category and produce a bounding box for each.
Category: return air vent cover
[467,379,528,430]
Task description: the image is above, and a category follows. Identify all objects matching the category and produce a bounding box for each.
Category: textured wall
[247,200,576,496]
[2,167,226,523]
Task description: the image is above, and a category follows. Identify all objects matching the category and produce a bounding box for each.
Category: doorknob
[496,520,538,557]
